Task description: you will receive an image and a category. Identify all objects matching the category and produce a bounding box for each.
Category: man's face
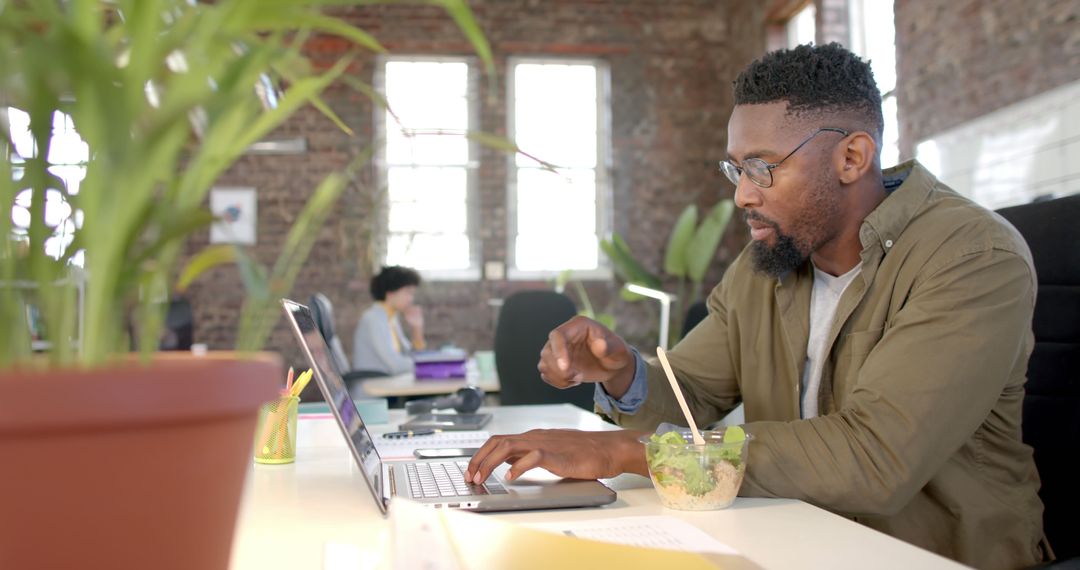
[726,102,844,277]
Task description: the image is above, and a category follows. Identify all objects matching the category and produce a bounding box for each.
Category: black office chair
[997,194,1080,562]
[682,300,709,338]
[494,290,595,410]
[159,296,193,351]
[309,293,384,386]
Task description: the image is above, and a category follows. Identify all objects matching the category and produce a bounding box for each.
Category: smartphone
[413,448,481,459]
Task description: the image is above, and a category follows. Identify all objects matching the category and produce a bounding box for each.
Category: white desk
[230,405,966,570]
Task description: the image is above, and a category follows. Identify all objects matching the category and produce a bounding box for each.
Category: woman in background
[352,266,426,375]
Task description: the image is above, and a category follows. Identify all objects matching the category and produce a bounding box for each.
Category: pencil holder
[254,395,299,464]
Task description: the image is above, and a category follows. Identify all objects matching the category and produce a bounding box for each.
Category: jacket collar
[859,159,936,252]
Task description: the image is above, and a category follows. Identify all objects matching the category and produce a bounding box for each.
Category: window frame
[505,56,613,281]
[848,0,900,167]
[373,55,481,281]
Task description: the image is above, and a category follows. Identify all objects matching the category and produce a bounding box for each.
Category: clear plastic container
[640,428,750,510]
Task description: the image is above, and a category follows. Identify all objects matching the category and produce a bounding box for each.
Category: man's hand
[464,429,649,484]
[538,316,635,396]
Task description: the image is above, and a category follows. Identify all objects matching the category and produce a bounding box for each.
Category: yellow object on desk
[288,369,313,398]
[254,395,299,464]
[389,498,759,569]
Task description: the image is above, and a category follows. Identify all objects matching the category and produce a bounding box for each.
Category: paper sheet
[528,515,739,554]
[373,430,489,460]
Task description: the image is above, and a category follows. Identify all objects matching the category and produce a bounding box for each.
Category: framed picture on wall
[209,187,257,245]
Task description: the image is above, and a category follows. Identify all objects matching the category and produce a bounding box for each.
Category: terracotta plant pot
[0,352,280,570]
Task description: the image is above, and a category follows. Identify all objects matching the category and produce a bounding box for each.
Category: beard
[747,212,810,278]
[747,168,841,278]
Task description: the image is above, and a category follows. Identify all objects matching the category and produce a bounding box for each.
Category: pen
[289,369,313,398]
[382,429,442,439]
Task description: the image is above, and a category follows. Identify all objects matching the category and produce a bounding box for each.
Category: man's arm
[606,274,743,431]
[739,248,1034,515]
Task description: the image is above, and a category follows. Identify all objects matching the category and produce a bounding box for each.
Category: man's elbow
[840,476,921,517]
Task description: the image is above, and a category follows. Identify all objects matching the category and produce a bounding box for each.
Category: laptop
[281,298,617,513]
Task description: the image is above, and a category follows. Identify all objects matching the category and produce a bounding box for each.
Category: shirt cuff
[593,347,649,415]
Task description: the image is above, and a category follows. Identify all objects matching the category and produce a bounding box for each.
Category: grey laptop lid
[281,298,616,513]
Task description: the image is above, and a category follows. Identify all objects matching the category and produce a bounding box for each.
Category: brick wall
[185,1,766,368]
[895,0,1080,157]
[817,0,849,46]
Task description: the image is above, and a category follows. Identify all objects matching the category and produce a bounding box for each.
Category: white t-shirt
[801,262,862,418]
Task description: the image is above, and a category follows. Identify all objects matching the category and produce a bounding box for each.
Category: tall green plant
[601,199,734,344]
[0,0,493,368]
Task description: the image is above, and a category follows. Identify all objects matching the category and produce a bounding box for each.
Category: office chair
[309,293,385,385]
[997,194,1080,561]
[159,296,193,351]
[494,290,595,410]
[682,300,709,339]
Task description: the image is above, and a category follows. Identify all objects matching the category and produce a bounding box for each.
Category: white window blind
[5,107,87,265]
[508,60,610,276]
[787,3,816,48]
[378,59,476,277]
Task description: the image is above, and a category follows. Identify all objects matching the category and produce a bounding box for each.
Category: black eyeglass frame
[720,127,850,189]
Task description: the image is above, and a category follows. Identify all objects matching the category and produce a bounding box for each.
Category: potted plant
[601,199,735,344]
[0,1,490,568]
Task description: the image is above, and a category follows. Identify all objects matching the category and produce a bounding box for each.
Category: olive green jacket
[609,161,1046,569]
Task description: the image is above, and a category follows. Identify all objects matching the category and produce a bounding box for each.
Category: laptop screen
[281,299,386,507]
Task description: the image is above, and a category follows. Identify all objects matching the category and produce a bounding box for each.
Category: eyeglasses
[720,127,849,189]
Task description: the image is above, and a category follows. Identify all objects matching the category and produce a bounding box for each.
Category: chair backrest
[159,296,193,351]
[494,290,594,409]
[682,300,709,338]
[309,293,352,376]
[996,194,1080,560]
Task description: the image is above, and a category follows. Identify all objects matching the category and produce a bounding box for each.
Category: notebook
[281,298,617,513]
[374,430,490,460]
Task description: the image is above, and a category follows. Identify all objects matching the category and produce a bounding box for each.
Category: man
[466,43,1048,569]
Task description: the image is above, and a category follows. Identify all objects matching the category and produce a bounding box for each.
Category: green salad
[645,427,746,496]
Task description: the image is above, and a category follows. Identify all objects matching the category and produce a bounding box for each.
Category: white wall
[915,78,1080,210]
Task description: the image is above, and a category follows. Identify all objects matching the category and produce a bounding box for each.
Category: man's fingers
[506,449,544,481]
[547,330,569,372]
[470,437,518,484]
[465,436,503,481]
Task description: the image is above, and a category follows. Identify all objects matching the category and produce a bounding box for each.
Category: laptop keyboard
[405,461,508,499]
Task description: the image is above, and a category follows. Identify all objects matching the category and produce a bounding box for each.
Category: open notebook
[374,431,490,461]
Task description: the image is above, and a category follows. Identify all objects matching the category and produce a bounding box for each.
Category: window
[376,58,477,278]
[849,0,899,167]
[4,107,87,265]
[508,59,611,277]
[787,2,816,48]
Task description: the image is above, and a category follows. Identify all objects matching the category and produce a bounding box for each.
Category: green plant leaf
[663,205,698,278]
[595,312,617,331]
[428,0,494,76]
[238,10,387,54]
[686,200,734,284]
[176,245,238,293]
[600,233,660,289]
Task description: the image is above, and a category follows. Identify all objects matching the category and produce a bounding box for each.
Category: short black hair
[734,43,883,139]
[370,266,421,301]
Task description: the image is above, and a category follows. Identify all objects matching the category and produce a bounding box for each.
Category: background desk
[230,405,966,570]
[357,372,499,398]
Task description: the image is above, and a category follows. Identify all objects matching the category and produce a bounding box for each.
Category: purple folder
[412,349,468,379]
